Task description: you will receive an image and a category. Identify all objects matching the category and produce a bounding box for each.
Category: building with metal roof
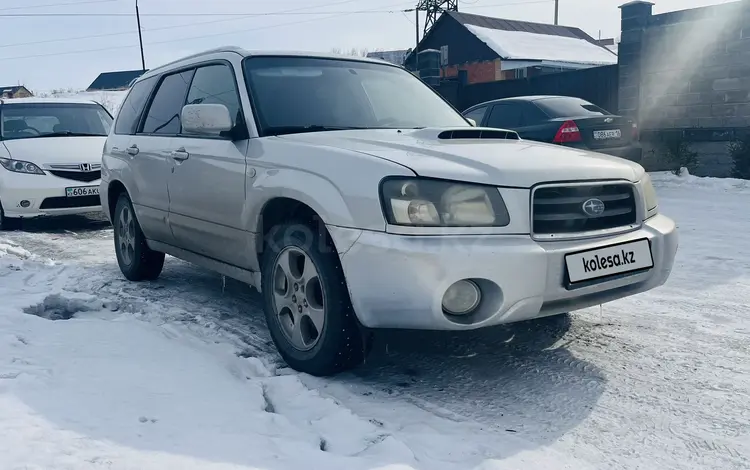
[405,11,617,84]
[0,86,32,99]
[86,69,147,91]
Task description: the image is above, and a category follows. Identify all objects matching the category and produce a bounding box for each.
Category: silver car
[100,47,678,376]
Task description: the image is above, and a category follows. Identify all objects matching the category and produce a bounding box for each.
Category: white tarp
[465,24,618,66]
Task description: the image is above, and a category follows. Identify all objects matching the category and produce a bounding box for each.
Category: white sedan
[0,97,111,229]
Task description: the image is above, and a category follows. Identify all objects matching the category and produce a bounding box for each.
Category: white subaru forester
[100,47,678,376]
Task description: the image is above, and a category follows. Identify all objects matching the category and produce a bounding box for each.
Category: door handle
[171,148,189,161]
[126,145,139,156]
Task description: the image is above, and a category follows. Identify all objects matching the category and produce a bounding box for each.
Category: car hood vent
[437,128,520,140]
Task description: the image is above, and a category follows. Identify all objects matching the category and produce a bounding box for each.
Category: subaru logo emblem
[582,198,605,217]
[80,163,91,172]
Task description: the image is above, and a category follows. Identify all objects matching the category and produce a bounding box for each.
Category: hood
[2,136,106,167]
[279,128,645,187]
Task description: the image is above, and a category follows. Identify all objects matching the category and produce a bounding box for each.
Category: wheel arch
[107,179,128,222]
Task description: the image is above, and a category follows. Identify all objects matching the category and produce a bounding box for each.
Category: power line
[0,10,412,17]
[0,0,557,59]
[0,0,375,49]
[0,0,554,17]
[0,0,115,11]
[0,1,415,61]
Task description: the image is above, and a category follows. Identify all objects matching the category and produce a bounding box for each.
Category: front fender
[244,141,415,233]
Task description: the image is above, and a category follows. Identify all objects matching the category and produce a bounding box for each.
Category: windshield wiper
[36,131,104,138]
[264,125,367,136]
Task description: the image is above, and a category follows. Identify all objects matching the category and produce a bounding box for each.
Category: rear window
[534,97,611,118]
[1,102,113,140]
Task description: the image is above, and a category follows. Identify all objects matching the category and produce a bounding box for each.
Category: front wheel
[261,223,365,376]
[113,194,165,281]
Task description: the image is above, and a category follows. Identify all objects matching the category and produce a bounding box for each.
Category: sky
[0,0,737,91]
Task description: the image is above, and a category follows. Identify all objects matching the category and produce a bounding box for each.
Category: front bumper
[0,171,102,218]
[331,214,677,330]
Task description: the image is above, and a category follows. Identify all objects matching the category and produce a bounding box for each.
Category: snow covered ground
[0,173,748,470]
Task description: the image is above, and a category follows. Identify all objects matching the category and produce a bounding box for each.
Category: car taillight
[632,122,639,140]
[553,120,582,143]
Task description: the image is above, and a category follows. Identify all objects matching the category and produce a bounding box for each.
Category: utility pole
[554,0,559,25]
[135,0,146,70]
[415,8,419,71]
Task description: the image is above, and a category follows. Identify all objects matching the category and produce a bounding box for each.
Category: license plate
[65,186,99,197]
[565,239,653,283]
[593,129,621,140]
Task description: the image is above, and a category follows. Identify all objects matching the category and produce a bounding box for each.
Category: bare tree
[330,47,370,57]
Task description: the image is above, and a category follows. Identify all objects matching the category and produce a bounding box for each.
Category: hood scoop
[436,128,520,140]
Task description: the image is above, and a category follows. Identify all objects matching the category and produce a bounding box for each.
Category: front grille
[40,195,100,209]
[49,170,101,183]
[532,183,637,237]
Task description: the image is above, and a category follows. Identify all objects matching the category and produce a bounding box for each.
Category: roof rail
[145,46,245,76]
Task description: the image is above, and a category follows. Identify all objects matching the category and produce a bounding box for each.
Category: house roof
[411,11,617,67]
[87,69,147,91]
[446,11,596,42]
[0,86,29,95]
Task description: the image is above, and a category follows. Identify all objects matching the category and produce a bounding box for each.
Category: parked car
[462,96,642,162]
[0,98,111,229]
[101,48,678,376]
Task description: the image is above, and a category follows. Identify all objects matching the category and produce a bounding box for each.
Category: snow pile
[35,89,129,115]
[650,170,750,193]
[0,238,590,469]
[465,25,617,65]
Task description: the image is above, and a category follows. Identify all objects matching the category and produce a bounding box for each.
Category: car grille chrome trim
[46,163,102,171]
[48,170,101,183]
[530,181,641,241]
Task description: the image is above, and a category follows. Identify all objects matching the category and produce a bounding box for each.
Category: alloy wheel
[271,246,326,351]
[118,205,136,266]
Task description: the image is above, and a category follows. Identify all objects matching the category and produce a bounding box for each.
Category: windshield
[0,102,113,140]
[534,97,611,118]
[242,56,469,136]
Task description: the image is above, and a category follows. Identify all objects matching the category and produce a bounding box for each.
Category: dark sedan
[462,96,642,162]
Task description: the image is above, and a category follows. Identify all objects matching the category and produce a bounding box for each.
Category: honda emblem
[80,163,91,172]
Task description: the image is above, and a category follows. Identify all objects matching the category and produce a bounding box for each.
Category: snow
[34,89,129,115]
[0,172,748,469]
[464,25,618,66]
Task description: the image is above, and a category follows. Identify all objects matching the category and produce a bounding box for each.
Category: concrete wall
[618,0,750,176]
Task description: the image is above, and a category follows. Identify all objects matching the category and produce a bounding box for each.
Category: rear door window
[534,97,611,117]
[140,70,194,135]
[486,103,523,129]
[114,76,157,135]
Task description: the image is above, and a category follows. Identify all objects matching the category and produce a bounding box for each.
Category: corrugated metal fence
[434,64,620,113]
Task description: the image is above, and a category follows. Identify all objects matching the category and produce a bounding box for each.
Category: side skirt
[146,239,262,292]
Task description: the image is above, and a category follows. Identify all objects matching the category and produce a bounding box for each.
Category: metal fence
[433,64,620,113]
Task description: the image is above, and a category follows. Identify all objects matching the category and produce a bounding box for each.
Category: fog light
[442,280,481,315]
[20,200,31,208]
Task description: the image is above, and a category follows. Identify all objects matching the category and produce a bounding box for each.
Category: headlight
[380,177,510,227]
[642,173,658,213]
[0,157,45,175]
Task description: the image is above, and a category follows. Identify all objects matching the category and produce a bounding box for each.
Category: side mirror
[181,103,233,135]
[466,118,477,127]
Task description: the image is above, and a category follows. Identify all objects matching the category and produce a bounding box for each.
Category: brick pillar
[618,1,653,123]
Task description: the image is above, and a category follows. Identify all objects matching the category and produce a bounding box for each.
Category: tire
[113,194,165,281]
[261,222,365,376]
[0,202,20,231]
